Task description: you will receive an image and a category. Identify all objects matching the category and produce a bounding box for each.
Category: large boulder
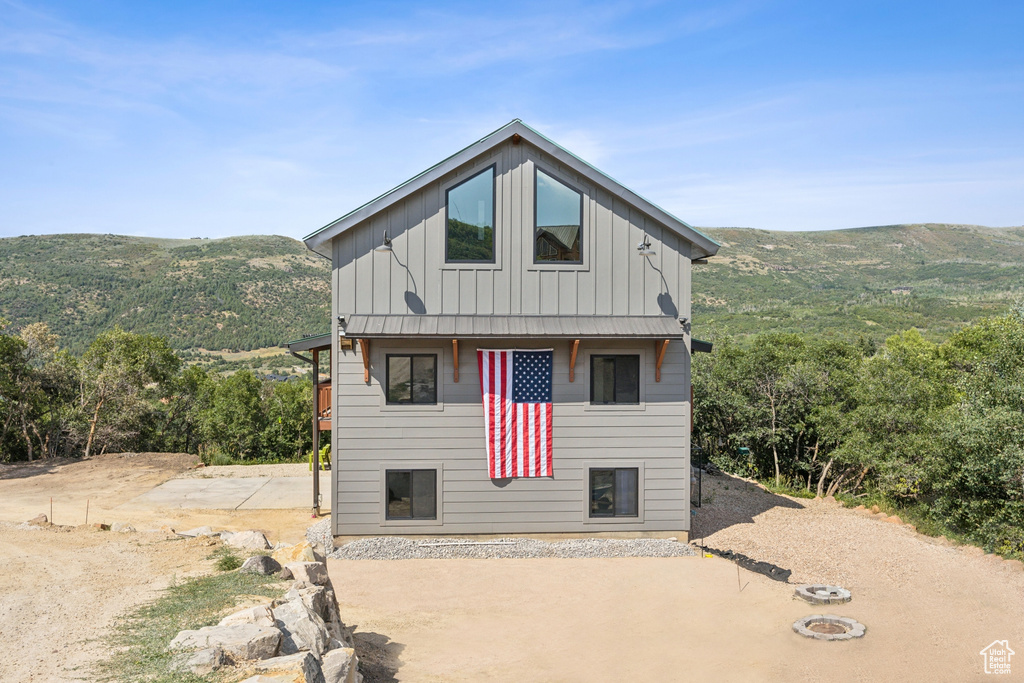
[227,530,272,551]
[273,541,326,565]
[253,652,326,683]
[179,525,216,537]
[169,623,281,661]
[272,599,332,657]
[218,604,276,628]
[169,647,226,675]
[285,562,329,586]
[240,555,282,575]
[321,647,362,683]
[285,582,351,647]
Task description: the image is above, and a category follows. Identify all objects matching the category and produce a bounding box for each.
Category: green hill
[0,233,330,353]
[1,224,1022,353]
[695,223,1024,343]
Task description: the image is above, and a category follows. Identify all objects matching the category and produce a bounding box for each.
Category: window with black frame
[386,469,437,520]
[535,168,582,263]
[589,468,639,517]
[446,166,495,262]
[590,354,640,404]
[386,354,437,405]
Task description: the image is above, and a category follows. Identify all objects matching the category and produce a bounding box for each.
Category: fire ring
[793,615,866,641]
[794,584,852,604]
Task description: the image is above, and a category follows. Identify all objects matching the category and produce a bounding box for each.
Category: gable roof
[304,119,721,260]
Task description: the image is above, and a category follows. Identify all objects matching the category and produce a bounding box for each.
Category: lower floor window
[386,469,437,520]
[589,468,639,517]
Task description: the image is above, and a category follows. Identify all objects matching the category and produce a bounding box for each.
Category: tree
[80,328,180,457]
[0,319,30,461]
[835,329,954,501]
[263,379,313,460]
[201,370,266,459]
[738,333,807,486]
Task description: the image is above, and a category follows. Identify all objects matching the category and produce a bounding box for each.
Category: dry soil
[0,453,322,681]
[329,472,1024,682]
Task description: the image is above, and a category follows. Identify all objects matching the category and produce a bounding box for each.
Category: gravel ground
[306,516,334,554]
[173,463,315,479]
[690,471,1024,586]
[327,535,696,560]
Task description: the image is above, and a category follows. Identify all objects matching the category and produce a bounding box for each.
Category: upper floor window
[535,168,582,263]
[446,166,495,263]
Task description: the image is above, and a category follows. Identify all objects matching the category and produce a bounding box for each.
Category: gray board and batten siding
[332,337,692,535]
[329,136,696,319]
[313,120,720,537]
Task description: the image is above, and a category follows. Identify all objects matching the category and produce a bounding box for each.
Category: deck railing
[317,381,331,431]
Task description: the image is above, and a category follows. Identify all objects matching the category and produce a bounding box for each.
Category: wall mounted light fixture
[637,239,655,256]
[374,230,393,253]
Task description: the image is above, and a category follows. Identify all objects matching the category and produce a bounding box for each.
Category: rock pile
[167,534,360,683]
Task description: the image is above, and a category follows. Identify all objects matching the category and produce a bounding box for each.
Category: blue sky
[1,0,1022,239]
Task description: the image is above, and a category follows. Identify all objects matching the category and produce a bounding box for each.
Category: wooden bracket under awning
[453,339,459,383]
[568,339,580,382]
[358,338,370,383]
[655,339,670,382]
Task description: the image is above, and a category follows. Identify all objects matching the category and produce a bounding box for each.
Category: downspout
[290,349,320,516]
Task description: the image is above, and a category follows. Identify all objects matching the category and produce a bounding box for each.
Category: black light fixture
[374,230,393,253]
[637,239,655,256]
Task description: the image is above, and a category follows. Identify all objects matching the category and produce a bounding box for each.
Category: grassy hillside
[695,223,1024,343]
[1,224,1022,353]
[0,234,330,352]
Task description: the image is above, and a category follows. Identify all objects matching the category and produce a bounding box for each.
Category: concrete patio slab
[120,473,331,511]
[238,473,332,510]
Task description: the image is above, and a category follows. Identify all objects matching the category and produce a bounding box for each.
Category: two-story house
[303,120,719,538]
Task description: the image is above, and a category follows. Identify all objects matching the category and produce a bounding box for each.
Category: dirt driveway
[329,474,1024,682]
[0,454,324,681]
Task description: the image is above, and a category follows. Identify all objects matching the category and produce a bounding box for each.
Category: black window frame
[445,164,497,264]
[589,467,639,518]
[589,354,641,405]
[385,354,438,405]
[385,469,437,520]
[533,166,584,264]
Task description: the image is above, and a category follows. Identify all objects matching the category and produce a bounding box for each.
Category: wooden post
[568,339,580,382]
[656,339,670,382]
[311,348,321,514]
[361,339,370,383]
[452,339,460,383]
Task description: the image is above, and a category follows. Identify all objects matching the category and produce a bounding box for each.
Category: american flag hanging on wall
[477,349,553,478]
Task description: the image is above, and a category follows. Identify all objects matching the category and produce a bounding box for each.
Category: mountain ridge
[1,223,1021,351]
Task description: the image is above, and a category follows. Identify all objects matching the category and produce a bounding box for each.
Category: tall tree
[80,328,179,457]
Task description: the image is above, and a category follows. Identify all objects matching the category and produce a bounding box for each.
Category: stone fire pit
[793,614,866,641]
[794,584,852,605]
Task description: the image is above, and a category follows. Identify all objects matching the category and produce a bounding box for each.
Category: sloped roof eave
[304,120,721,259]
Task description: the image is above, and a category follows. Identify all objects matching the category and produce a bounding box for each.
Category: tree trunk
[826,468,852,497]
[807,438,820,491]
[770,396,780,486]
[84,397,104,458]
[19,414,33,462]
[816,458,834,498]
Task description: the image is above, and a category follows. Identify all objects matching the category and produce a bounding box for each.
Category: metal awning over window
[341,315,687,339]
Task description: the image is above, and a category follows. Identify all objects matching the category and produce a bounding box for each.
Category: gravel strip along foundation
[327,535,698,560]
[306,517,335,554]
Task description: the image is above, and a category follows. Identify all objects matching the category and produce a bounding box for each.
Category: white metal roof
[304,119,720,260]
